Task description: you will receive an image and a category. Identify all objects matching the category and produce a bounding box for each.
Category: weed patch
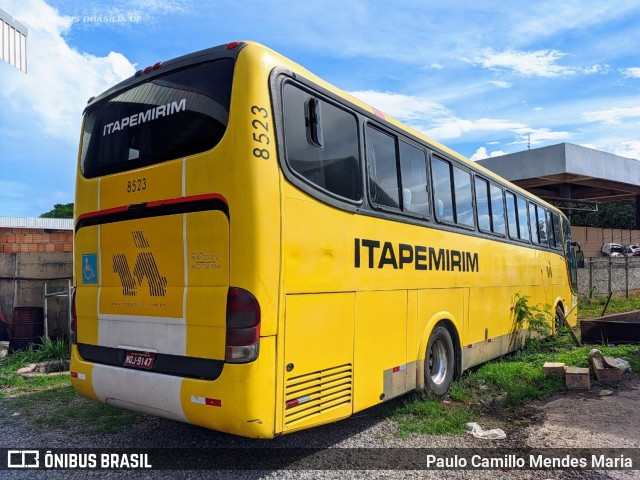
[393,394,472,436]
[393,329,639,437]
[0,338,70,398]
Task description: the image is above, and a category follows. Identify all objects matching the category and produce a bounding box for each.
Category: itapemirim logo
[112,231,167,297]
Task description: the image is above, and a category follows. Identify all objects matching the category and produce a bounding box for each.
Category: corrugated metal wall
[0,8,27,74]
[0,217,73,231]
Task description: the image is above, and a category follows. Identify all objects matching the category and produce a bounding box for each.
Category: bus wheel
[424,325,454,397]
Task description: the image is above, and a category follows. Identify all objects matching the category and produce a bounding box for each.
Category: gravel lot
[1,373,639,480]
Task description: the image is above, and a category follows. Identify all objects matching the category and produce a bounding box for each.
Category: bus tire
[424,325,455,397]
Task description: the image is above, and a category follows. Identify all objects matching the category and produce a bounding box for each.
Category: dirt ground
[1,359,639,479]
[524,372,640,450]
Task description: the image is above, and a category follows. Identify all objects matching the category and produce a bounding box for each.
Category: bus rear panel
[72,42,281,438]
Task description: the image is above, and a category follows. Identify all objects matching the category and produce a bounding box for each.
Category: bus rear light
[225,287,260,363]
[70,289,77,344]
[226,42,240,50]
[135,62,164,78]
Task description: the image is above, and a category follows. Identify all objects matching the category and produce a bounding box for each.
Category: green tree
[40,203,74,219]
[571,200,636,229]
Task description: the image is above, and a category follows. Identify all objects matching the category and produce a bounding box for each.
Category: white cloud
[348,90,453,128]
[427,118,528,140]
[613,140,640,160]
[475,49,575,78]
[621,67,640,79]
[0,127,23,139]
[347,89,573,153]
[470,147,506,161]
[581,63,609,75]
[509,128,571,146]
[347,90,544,144]
[583,106,640,124]
[504,2,639,47]
[2,0,137,144]
[579,143,598,150]
[487,80,511,89]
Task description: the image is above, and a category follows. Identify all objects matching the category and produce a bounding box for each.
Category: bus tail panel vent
[284,363,352,429]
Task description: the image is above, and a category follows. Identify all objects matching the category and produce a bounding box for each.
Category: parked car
[623,244,640,257]
[602,243,624,257]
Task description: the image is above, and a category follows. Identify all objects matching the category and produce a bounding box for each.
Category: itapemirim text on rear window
[81,58,234,178]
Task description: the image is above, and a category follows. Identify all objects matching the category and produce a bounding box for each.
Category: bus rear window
[81,58,234,178]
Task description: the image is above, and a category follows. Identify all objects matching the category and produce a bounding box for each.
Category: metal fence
[578,257,640,297]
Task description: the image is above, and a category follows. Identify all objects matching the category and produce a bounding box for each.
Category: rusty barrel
[9,307,44,352]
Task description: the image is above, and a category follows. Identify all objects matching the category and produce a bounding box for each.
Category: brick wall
[0,227,73,253]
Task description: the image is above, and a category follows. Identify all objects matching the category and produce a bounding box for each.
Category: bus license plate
[123,351,155,370]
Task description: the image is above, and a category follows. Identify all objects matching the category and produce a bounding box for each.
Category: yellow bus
[71,41,578,438]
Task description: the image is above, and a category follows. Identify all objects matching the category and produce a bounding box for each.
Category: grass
[0,337,144,434]
[578,294,640,318]
[0,337,71,398]
[393,311,640,437]
[393,395,472,437]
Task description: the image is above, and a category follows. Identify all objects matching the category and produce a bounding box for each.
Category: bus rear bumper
[70,337,277,438]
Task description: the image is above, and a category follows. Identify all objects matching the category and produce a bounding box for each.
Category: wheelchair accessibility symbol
[82,254,98,284]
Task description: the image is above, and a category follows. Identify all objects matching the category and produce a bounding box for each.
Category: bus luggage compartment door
[282,293,354,432]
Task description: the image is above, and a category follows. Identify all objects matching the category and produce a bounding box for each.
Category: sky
[2,0,640,218]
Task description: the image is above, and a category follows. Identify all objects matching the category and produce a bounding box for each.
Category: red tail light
[70,288,77,344]
[225,287,260,363]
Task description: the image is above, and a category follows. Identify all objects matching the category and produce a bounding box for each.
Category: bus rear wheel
[424,325,454,397]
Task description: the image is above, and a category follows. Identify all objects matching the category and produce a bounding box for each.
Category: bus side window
[546,210,555,247]
[282,83,361,201]
[453,166,475,228]
[516,196,530,242]
[475,177,491,232]
[538,207,549,245]
[528,203,540,244]
[366,125,400,209]
[506,192,518,240]
[398,140,429,216]
[431,157,454,223]
[552,212,562,249]
[490,184,506,235]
